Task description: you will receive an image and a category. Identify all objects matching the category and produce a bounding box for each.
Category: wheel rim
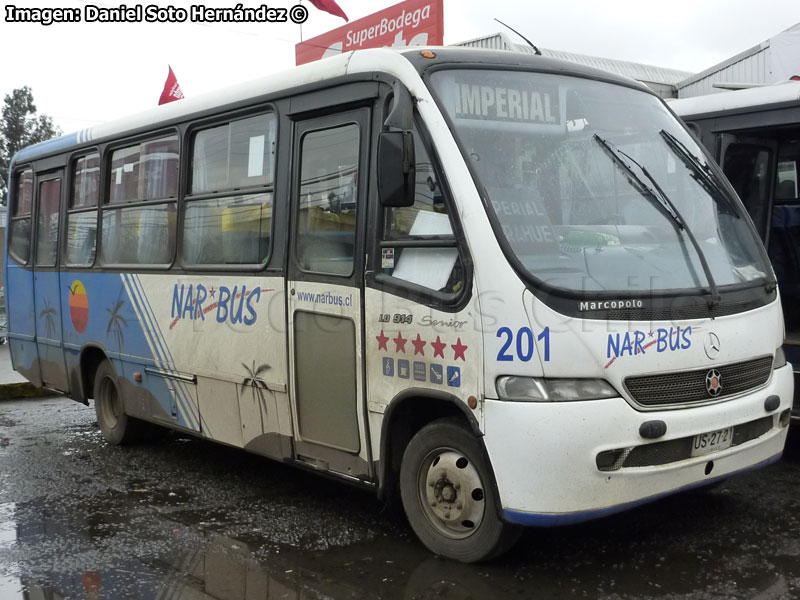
[98,376,122,431]
[417,447,486,539]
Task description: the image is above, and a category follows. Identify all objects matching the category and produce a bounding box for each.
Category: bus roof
[11,46,647,167]
[670,81,800,119]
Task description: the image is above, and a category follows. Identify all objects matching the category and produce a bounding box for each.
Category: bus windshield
[430,69,770,294]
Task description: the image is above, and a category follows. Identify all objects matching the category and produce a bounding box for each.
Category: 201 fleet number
[497,327,550,362]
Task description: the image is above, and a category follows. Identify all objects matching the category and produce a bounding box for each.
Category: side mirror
[378,131,415,207]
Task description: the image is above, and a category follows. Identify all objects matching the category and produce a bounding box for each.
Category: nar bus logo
[170,283,268,329]
[605,326,694,368]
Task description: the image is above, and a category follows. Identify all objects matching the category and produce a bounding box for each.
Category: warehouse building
[456,23,800,100]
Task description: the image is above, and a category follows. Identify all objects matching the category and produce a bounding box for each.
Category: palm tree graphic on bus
[241,361,271,430]
[105,297,128,350]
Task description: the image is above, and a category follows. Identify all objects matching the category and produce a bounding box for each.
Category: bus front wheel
[399,418,521,562]
[93,360,145,445]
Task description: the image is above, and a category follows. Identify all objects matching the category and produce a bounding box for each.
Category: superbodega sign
[296,0,444,65]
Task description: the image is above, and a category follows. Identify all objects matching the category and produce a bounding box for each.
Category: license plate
[691,426,734,457]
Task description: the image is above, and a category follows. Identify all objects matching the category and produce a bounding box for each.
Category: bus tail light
[496,377,618,402]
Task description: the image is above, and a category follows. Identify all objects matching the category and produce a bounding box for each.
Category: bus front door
[33,170,69,391]
[286,106,373,480]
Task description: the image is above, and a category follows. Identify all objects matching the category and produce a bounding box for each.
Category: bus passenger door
[719,133,778,242]
[33,170,69,391]
[286,107,372,480]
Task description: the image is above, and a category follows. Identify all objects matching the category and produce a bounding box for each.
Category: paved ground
[0,345,25,386]
[1,394,800,599]
[0,344,55,401]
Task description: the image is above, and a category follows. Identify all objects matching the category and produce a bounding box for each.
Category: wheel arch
[376,389,483,503]
[75,344,110,403]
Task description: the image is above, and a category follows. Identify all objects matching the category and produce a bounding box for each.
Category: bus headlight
[773,347,787,370]
[496,377,619,402]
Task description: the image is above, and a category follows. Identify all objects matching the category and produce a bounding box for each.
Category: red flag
[307,0,348,21]
[159,66,184,106]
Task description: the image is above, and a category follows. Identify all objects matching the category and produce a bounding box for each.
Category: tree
[0,87,61,205]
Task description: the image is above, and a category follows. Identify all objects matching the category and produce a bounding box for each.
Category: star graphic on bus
[451,337,468,361]
[431,336,446,359]
[411,334,426,356]
[393,332,407,353]
[376,330,389,351]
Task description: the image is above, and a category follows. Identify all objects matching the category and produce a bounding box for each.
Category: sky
[2,0,800,134]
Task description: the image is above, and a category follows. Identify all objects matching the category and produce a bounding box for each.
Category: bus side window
[9,169,33,264]
[101,135,178,266]
[381,128,464,294]
[35,178,61,267]
[296,123,360,276]
[65,153,100,266]
[721,143,771,239]
[183,113,276,267]
[775,141,800,202]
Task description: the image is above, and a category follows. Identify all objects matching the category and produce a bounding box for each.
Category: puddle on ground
[4,399,800,599]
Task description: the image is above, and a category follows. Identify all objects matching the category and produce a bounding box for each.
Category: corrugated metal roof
[454,33,693,85]
[676,22,800,92]
[675,42,769,90]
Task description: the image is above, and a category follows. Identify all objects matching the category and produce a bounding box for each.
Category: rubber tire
[399,418,521,562]
[93,360,149,445]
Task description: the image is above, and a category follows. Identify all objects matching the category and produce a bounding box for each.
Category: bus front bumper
[482,364,793,526]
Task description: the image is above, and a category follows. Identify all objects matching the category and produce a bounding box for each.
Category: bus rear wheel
[93,360,150,445]
[399,418,521,562]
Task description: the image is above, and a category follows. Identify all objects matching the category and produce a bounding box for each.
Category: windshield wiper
[660,129,778,294]
[659,129,740,218]
[593,134,722,307]
[593,134,683,231]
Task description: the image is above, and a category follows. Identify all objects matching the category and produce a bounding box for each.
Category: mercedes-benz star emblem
[704,332,721,359]
[705,369,723,397]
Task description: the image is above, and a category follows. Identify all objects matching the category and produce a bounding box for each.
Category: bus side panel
[363,286,484,459]
[133,274,292,457]
[34,270,69,391]
[61,271,190,428]
[7,263,42,387]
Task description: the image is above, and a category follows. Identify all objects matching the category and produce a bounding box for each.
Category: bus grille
[624,356,773,407]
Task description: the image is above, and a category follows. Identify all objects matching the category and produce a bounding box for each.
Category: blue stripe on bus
[123,273,195,430]
[124,274,204,433]
[129,273,201,432]
[502,453,782,527]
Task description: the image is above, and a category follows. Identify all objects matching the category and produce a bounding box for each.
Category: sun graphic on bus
[68,280,89,333]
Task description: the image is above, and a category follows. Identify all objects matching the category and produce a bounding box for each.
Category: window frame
[181,108,278,272]
[99,129,181,269]
[64,149,101,268]
[369,114,473,311]
[8,166,34,266]
[34,172,64,269]
[295,119,362,278]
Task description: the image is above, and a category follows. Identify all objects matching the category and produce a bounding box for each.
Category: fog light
[639,420,667,439]
[764,395,780,412]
